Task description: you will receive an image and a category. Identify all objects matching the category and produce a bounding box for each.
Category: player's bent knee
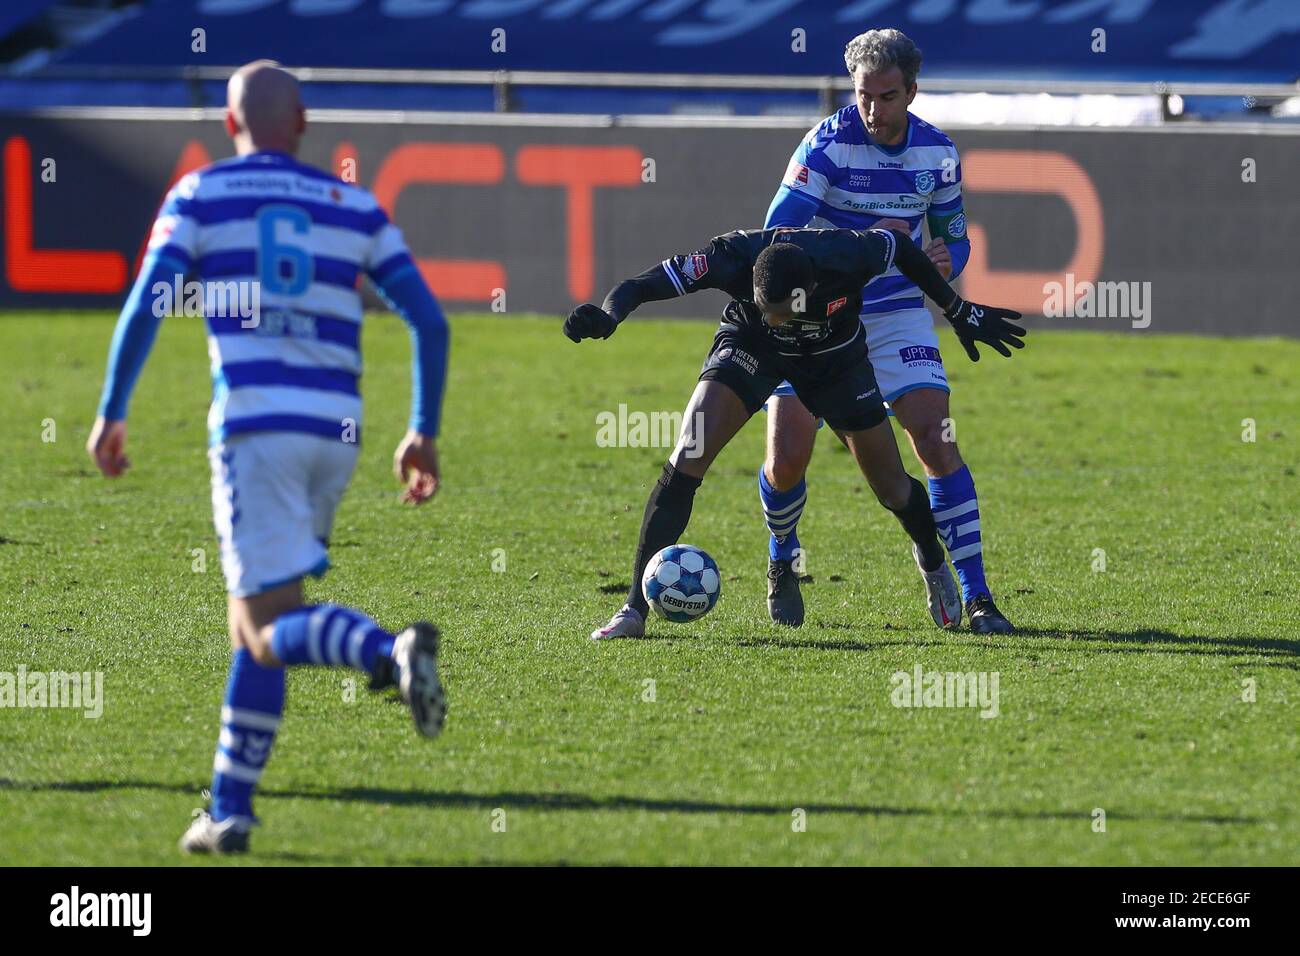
[668,449,711,480]
[914,427,963,476]
[870,474,913,512]
[244,625,280,666]
[227,608,278,665]
[766,456,808,492]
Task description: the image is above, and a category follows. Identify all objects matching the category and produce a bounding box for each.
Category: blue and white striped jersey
[145,151,413,443]
[766,106,970,316]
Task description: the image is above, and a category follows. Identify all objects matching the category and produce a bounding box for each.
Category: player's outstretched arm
[764,185,819,228]
[87,252,180,477]
[372,264,450,505]
[880,228,1027,362]
[564,262,684,342]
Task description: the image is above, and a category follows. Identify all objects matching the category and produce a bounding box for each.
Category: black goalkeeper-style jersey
[659,227,900,354]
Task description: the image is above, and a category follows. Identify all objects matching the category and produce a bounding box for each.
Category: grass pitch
[0,311,1296,865]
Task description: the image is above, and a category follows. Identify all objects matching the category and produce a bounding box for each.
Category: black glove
[563,303,618,342]
[943,296,1027,362]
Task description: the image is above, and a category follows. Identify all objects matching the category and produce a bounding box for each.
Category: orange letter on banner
[960,150,1103,315]
[371,143,506,301]
[4,136,127,293]
[515,146,643,300]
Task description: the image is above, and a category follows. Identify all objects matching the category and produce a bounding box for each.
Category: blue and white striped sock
[758,466,807,562]
[928,465,989,603]
[211,647,284,822]
[270,604,397,673]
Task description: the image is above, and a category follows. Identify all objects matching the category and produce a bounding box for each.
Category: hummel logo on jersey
[877,161,903,168]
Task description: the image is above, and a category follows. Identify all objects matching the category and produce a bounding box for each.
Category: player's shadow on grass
[0,779,1259,827]
[254,850,616,866]
[999,627,1298,661]
[259,786,1272,828]
[736,635,937,653]
[741,627,1298,664]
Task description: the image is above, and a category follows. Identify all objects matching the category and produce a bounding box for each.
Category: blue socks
[269,604,396,671]
[209,605,397,823]
[758,466,807,562]
[928,465,989,603]
[757,456,992,603]
[211,648,284,822]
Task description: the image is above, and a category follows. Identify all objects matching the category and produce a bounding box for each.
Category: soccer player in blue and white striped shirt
[757,29,1016,635]
[86,62,451,854]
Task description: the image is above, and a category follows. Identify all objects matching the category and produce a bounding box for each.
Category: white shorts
[769,307,950,408]
[209,432,359,598]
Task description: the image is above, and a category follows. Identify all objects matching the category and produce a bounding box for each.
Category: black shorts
[698,322,887,432]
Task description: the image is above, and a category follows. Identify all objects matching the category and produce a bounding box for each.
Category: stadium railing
[7,65,1299,122]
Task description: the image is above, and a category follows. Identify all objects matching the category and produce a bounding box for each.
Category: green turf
[0,311,1296,866]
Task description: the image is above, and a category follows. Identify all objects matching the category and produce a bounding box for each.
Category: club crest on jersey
[682,254,709,283]
[784,160,810,188]
[826,296,848,316]
[914,170,935,195]
[948,213,967,239]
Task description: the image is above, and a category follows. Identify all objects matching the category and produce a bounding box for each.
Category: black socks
[890,476,946,571]
[626,463,703,615]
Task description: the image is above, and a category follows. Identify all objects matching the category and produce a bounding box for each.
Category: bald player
[87,61,452,854]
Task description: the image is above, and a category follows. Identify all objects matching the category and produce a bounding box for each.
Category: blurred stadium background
[2,2,1298,872]
[0,0,1296,333]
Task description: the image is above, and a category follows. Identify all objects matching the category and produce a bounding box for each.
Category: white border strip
[3,106,1297,137]
[18,65,1299,98]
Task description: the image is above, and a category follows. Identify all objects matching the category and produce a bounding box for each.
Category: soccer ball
[641,544,721,623]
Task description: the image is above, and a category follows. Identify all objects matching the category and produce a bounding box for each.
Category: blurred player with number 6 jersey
[757,29,1017,635]
[85,61,451,854]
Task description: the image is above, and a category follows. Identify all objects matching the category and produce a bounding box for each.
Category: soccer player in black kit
[564,226,1025,639]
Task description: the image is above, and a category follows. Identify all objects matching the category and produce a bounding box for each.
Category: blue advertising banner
[53,1,1300,83]
[0,0,60,41]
